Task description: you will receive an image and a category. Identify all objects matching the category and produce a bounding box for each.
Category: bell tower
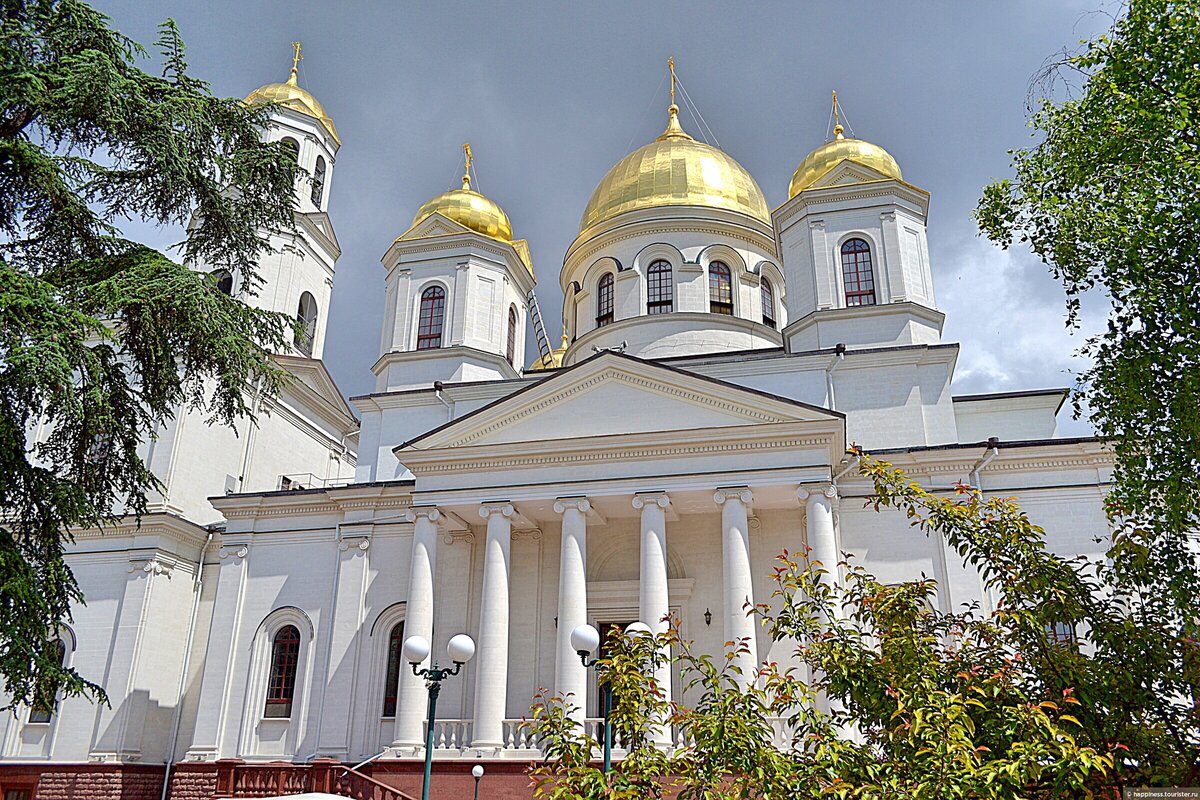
[374,145,539,391]
[219,42,342,359]
[773,93,941,352]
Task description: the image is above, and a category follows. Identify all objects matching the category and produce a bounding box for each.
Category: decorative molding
[127,558,173,576]
[442,530,476,546]
[713,486,753,506]
[631,491,670,510]
[511,528,543,542]
[479,502,516,519]
[218,545,249,561]
[404,506,442,523]
[409,433,834,475]
[338,537,371,553]
[553,497,592,515]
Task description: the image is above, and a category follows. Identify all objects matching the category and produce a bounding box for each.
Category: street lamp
[571,621,649,773]
[404,633,476,800]
[471,764,484,800]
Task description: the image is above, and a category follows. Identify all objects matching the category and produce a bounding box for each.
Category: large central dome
[579,106,770,234]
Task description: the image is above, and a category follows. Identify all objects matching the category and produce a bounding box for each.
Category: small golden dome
[412,179,514,244]
[579,105,770,234]
[529,334,569,371]
[788,126,902,197]
[245,47,339,145]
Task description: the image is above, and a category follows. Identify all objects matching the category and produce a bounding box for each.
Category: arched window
[709,261,733,315]
[506,305,518,366]
[646,260,673,315]
[841,238,877,306]
[280,137,300,161]
[264,625,301,718]
[310,155,326,207]
[760,277,776,329]
[382,621,404,717]
[28,639,67,724]
[416,285,446,350]
[210,268,233,297]
[294,291,318,356]
[595,273,614,327]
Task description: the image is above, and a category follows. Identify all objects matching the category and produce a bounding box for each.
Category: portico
[389,350,847,754]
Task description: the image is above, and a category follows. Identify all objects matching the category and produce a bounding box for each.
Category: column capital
[404,505,441,523]
[713,486,753,506]
[553,497,591,515]
[478,502,516,520]
[632,491,670,510]
[796,484,838,503]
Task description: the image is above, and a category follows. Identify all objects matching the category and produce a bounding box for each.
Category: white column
[394,506,439,750]
[799,486,839,590]
[714,487,758,685]
[553,497,590,726]
[633,491,672,745]
[472,502,514,749]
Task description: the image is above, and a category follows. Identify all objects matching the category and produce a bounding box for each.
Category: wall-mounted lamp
[704,608,712,626]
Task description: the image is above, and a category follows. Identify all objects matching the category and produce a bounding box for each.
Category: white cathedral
[0,53,1112,800]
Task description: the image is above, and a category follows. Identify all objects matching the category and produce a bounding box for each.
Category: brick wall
[164,764,217,800]
[0,764,166,800]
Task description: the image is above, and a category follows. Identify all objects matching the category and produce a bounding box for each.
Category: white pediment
[810,159,897,190]
[396,212,473,242]
[402,352,838,451]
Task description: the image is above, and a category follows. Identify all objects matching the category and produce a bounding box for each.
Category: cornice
[400,427,837,477]
[383,231,536,292]
[772,178,930,230]
[370,345,521,381]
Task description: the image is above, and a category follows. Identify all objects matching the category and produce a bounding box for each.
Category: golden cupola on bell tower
[375,144,542,392]
[773,91,940,355]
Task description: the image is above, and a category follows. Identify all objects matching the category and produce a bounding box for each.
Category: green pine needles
[1,0,302,710]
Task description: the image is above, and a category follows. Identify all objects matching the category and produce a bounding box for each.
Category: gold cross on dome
[462,143,473,189]
[290,41,303,76]
[668,56,677,107]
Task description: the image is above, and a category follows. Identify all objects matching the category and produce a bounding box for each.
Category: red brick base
[0,763,165,800]
[0,759,540,800]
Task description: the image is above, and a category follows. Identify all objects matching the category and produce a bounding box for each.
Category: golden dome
[529,334,569,370]
[578,105,770,233]
[788,125,901,197]
[412,177,514,244]
[245,49,339,145]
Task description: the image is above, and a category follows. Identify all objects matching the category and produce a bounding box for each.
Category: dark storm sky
[93,1,1118,435]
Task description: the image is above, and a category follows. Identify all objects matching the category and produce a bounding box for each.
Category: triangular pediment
[809,159,897,190]
[273,354,358,431]
[400,352,840,453]
[297,210,341,256]
[396,212,473,242]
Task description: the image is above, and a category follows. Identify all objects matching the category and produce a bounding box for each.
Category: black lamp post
[471,764,484,800]
[403,633,476,800]
[571,621,651,774]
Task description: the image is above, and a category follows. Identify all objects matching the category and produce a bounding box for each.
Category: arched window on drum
[417,286,446,350]
[708,261,733,316]
[840,238,877,306]
[761,277,776,329]
[595,273,614,328]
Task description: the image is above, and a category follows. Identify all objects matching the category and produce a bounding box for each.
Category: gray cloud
[93,0,1113,436]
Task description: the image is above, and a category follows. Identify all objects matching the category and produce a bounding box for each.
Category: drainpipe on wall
[825,343,846,412]
[433,381,454,423]
[970,437,1001,491]
[160,530,214,800]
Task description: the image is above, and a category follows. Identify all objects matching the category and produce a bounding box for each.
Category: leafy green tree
[976,0,1200,636]
[529,456,1123,799]
[0,0,301,709]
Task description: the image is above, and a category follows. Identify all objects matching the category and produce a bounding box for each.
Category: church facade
[0,55,1112,800]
